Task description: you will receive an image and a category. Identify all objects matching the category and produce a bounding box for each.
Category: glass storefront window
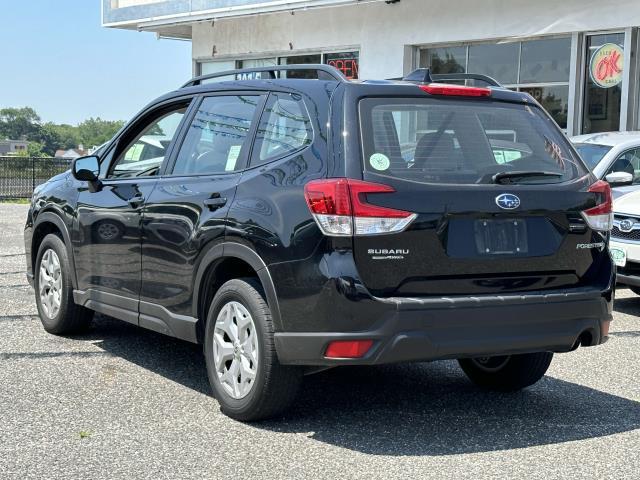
[520,37,571,83]
[468,43,519,85]
[582,33,624,134]
[199,51,359,81]
[520,86,569,129]
[419,37,571,128]
[325,52,359,80]
[420,46,466,74]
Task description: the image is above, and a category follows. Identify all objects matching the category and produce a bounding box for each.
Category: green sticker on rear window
[369,153,390,171]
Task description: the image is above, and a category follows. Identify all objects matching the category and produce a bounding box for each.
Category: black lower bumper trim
[275,291,611,366]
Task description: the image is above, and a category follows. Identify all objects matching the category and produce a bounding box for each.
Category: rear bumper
[275,289,613,366]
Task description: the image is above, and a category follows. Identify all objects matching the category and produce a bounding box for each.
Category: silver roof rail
[181,64,348,88]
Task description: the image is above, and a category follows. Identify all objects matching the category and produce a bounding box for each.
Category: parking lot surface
[0,202,639,479]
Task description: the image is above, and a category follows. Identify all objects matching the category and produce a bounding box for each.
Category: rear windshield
[359,97,586,185]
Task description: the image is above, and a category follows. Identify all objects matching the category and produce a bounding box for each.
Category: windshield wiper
[492,171,563,185]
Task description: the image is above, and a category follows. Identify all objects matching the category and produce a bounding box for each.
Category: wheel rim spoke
[39,249,62,319]
[212,300,259,400]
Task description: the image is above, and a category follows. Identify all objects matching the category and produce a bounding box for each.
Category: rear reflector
[419,83,491,97]
[325,340,374,359]
[304,179,417,236]
[582,180,613,231]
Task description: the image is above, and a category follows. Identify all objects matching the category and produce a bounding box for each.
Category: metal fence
[0,157,72,199]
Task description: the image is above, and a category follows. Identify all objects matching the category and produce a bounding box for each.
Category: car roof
[570,131,640,147]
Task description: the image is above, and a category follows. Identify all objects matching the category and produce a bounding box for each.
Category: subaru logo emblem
[619,219,635,232]
[495,193,521,210]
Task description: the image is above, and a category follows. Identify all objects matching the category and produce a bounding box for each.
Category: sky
[0,1,192,125]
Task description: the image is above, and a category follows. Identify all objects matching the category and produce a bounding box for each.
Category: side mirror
[72,155,100,182]
[605,171,634,186]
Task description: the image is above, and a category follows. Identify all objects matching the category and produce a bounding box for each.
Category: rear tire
[34,234,93,334]
[204,278,302,421]
[458,352,553,391]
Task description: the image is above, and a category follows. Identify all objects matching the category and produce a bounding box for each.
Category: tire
[204,278,302,421]
[629,286,640,296]
[34,233,93,334]
[458,352,553,391]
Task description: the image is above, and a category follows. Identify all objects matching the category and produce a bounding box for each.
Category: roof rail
[181,64,348,88]
[400,69,502,87]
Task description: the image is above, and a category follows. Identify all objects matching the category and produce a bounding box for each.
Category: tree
[15,141,48,158]
[0,107,41,140]
[33,123,63,156]
[43,123,79,151]
[76,117,125,148]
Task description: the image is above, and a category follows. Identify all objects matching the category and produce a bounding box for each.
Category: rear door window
[172,95,261,175]
[251,92,312,166]
[359,98,586,184]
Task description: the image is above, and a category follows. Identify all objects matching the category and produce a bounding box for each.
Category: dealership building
[103,0,640,136]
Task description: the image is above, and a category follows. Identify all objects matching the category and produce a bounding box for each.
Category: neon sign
[590,43,624,88]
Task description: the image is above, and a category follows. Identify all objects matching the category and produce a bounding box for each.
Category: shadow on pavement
[613,295,640,316]
[84,315,640,456]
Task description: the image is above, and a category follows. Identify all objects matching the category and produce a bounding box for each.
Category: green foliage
[15,141,48,157]
[0,107,41,140]
[0,107,124,156]
[77,117,125,148]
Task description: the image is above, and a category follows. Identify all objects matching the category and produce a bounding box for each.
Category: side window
[251,93,312,167]
[608,148,640,184]
[172,95,260,175]
[109,107,187,178]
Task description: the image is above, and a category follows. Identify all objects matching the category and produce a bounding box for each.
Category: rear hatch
[349,86,611,297]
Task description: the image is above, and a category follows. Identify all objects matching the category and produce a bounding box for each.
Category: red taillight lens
[582,180,613,231]
[325,340,374,359]
[419,83,491,97]
[304,179,417,236]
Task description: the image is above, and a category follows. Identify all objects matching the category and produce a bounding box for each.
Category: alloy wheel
[212,301,259,399]
[39,249,62,319]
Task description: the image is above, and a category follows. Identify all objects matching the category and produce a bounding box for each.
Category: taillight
[581,180,613,231]
[418,84,491,97]
[325,340,373,359]
[304,179,417,236]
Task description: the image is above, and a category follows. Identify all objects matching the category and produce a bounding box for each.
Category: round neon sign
[589,43,624,88]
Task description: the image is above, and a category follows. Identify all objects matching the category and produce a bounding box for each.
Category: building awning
[102,0,383,33]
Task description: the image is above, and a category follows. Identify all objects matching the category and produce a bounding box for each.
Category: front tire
[458,352,553,391]
[34,234,93,334]
[204,278,302,421]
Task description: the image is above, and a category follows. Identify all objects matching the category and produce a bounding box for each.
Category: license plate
[475,219,528,255]
[611,247,627,267]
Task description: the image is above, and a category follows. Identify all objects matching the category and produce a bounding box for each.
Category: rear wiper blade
[492,171,563,185]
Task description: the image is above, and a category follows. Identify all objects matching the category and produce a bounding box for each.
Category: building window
[582,33,625,134]
[198,50,360,81]
[419,37,571,129]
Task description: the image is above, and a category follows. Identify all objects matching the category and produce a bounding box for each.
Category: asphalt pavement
[0,202,639,479]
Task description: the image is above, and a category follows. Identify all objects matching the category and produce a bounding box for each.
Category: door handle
[128,193,144,208]
[204,196,227,211]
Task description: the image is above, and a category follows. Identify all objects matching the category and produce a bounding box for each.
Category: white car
[610,189,640,294]
[571,131,640,197]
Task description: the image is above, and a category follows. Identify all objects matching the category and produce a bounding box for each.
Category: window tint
[172,95,260,175]
[360,98,585,185]
[109,108,186,178]
[252,93,312,166]
[608,148,640,184]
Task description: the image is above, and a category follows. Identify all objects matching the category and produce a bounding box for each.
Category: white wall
[191,0,640,78]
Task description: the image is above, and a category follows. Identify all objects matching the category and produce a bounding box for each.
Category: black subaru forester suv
[25,65,614,421]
